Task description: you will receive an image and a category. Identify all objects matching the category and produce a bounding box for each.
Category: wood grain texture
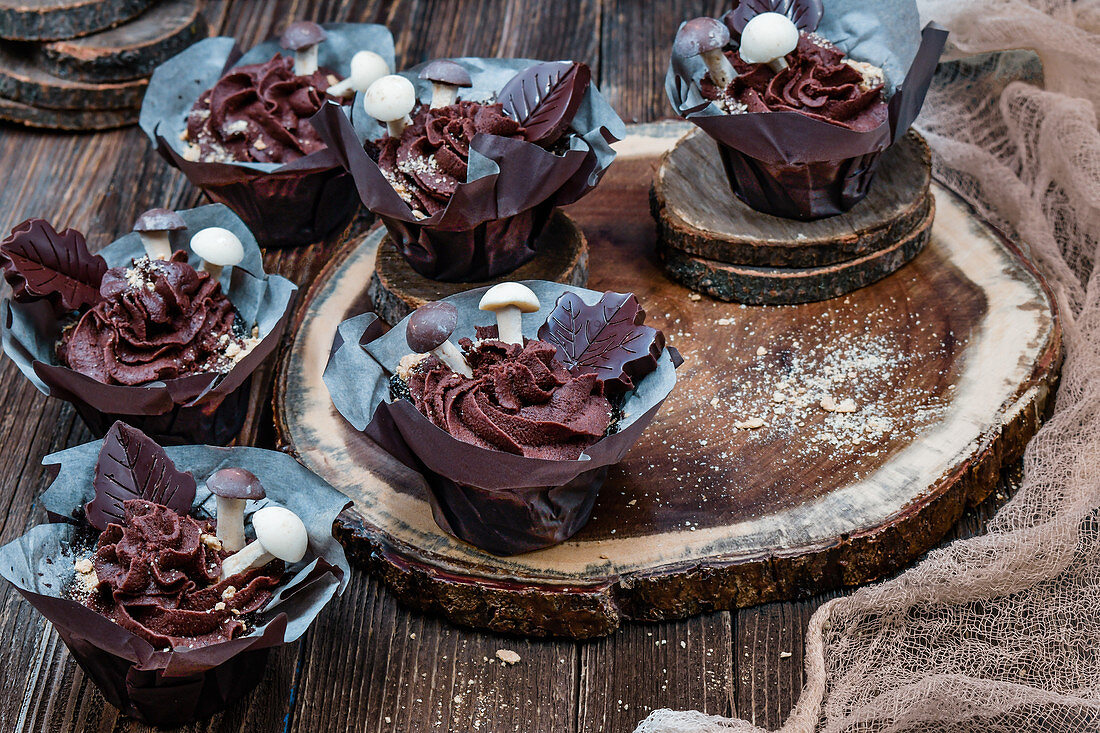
[0,94,137,128]
[275,123,1061,639]
[39,0,208,82]
[0,0,157,42]
[368,210,590,324]
[0,2,1044,731]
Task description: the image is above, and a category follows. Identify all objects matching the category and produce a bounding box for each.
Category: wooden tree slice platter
[0,0,156,41]
[0,94,135,129]
[274,122,1062,639]
[659,198,933,305]
[653,130,932,268]
[368,209,589,324]
[0,42,146,108]
[38,0,206,82]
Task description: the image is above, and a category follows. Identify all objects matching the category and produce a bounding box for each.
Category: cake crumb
[221,586,237,600]
[74,558,94,574]
[201,534,223,551]
[734,417,766,430]
[688,293,702,301]
[495,649,521,665]
[834,398,858,413]
[756,346,768,356]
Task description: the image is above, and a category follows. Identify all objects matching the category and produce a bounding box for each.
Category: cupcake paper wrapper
[311,57,626,281]
[665,0,946,219]
[324,281,680,555]
[0,441,350,727]
[139,24,396,248]
[1,204,297,445]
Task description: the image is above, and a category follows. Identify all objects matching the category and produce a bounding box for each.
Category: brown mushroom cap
[673,17,731,58]
[133,208,186,233]
[207,467,266,500]
[406,301,459,354]
[418,59,473,88]
[280,21,327,51]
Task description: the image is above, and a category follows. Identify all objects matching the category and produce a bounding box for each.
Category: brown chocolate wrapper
[310,57,625,282]
[323,281,681,555]
[1,440,351,727]
[139,25,396,248]
[666,0,947,220]
[0,204,297,445]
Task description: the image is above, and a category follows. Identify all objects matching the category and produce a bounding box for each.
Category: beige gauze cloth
[635,0,1100,731]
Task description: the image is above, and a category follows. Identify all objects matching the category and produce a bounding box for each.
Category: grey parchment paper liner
[139,24,396,248]
[666,0,947,219]
[0,204,297,446]
[0,439,350,727]
[310,58,625,282]
[324,281,680,555]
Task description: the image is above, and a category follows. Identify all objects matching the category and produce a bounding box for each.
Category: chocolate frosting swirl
[703,34,887,131]
[186,54,336,164]
[88,499,282,649]
[373,101,526,216]
[406,332,612,460]
[59,252,242,386]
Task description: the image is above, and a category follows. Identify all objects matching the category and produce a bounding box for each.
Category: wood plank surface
[0,2,1023,732]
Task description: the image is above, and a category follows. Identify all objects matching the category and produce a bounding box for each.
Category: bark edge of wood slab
[0,42,147,109]
[367,209,589,324]
[273,124,1062,639]
[0,94,136,129]
[0,0,157,42]
[652,130,932,269]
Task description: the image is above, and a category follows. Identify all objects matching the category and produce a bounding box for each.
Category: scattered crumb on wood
[495,649,521,665]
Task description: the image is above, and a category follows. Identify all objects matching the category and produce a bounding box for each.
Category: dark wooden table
[0,2,1015,731]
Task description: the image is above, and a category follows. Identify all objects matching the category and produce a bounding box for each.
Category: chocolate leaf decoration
[0,219,107,310]
[499,61,591,146]
[724,0,823,34]
[86,421,197,530]
[537,291,665,395]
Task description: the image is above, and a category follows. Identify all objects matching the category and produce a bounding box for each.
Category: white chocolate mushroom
[189,227,244,282]
[132,208,185,260]
[674,17,736,89]
[738,12,800,72]
[479,282,540,346]
[220,506,308,579]
[363,74,417,137]
[327,50,391,97]
[406,301,473,377]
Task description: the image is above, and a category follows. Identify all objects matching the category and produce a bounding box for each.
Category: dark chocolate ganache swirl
[405,332,612,460]
[59,252,252,386]
[185,54,338,164]
[85,499,282,649]
[372,101,526,216]
[702,33,887,131]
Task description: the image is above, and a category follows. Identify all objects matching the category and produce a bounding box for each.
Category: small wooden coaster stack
[651,130,935,305]
[0,0,206,131]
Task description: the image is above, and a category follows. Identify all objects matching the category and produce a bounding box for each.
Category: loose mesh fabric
[635,1,1100,731]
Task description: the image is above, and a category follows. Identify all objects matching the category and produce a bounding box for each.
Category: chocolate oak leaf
[499,61,591,146]
[724,0,823,34]
[86,421,197,531]
[0,219,107,310]
[537,291,665,395]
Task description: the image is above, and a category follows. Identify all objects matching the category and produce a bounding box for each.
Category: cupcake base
[652,130,934,304]
[366,209,589,325]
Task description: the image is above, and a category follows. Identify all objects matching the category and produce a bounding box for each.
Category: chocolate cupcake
[0,421,349,727]
[325,281,681,555]
[0,204,296,445]
[666,0,947,219]
[310,57,625,282]
[140,23,395,248]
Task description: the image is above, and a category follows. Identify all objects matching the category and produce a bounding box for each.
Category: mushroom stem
[215,496,246,553]
[431,340,473,377]
[429,82,458,109]
[767,57,789,73]
[326,77,354,97]
[386,115,411,137]
[138,232,172,261]
[221,539,272,579]
[294,45,319,76]
[702,49,736,88]
[200,262,224,282]
[494,305,524,345]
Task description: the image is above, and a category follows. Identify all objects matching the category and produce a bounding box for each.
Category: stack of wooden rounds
[651,129,934,305]
[0,0,206,131]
